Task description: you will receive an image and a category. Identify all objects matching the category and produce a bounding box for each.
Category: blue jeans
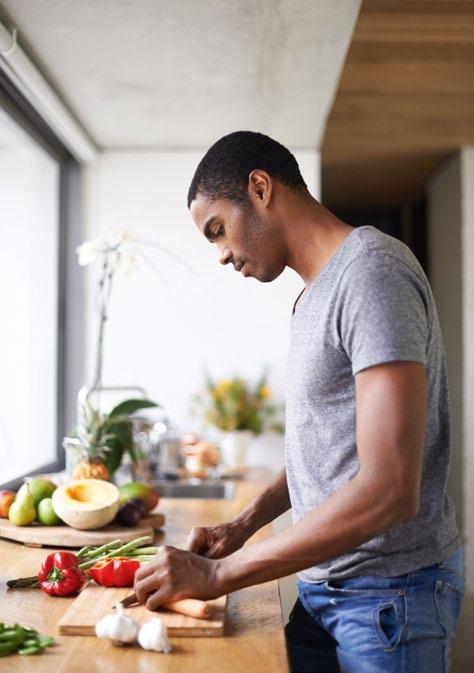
[284,548,464,673]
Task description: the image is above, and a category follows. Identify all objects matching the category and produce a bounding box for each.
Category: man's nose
[218,246,232,266]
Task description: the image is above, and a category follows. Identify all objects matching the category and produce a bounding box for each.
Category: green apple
[17,478,56,507]
[118,482,159,512]
[37,497,61,526]
[9,485,36,526]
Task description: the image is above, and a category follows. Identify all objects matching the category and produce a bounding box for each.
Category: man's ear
[248,170,272,206]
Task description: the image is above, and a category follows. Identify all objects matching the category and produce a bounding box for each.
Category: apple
[0,490,16,518]
[37,497,61,526]
[118,482,159,512]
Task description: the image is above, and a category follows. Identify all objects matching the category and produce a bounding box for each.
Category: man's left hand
[134,545,225,610]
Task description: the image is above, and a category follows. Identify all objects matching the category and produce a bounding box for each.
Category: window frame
[0,69,83,490]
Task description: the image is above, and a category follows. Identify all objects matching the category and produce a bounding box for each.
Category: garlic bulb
[95,603,140,646]
[138,617,172,653]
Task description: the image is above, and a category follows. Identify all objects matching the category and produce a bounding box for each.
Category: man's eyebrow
[203,215,217,241]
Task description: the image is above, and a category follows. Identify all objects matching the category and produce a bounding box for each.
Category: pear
[17,478,56,506]
[9,485,36,526]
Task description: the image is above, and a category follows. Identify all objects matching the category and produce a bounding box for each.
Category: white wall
[427,155,464,539]
[428,147,474,593]
[83,149,319,441]
[461,147,474,592]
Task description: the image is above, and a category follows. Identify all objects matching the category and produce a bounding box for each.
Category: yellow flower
[213,379,232,399]
[259,385,271,400]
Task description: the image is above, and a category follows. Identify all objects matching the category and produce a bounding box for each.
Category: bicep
[355,361,427,503]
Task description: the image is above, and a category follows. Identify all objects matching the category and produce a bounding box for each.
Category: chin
[253,265,285,283]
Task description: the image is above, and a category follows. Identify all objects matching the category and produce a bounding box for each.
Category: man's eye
[214,227,223,238]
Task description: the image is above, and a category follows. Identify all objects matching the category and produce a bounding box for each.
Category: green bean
[83,539,123,559]
[0,629,21,641]
[6,576,38,588]
[125,547,158,555]
[76,545,92,558]
[109,536,154,555]
[18,644,44,655]
[37,634,55,647]
[21,638,39,647]
[0,641,19,656]
[0,623,54,657]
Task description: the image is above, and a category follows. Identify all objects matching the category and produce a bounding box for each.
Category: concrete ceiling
[0,0,361,150]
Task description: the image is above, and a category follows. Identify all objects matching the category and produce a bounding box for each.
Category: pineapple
[72,458,110,481]
[69,388,159,480]
[72,396,114,481]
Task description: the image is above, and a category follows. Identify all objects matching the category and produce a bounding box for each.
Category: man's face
[190,192,287,282]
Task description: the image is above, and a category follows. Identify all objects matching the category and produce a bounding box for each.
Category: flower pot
[220,430,253,469]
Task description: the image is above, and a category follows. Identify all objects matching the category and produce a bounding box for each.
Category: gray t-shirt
[285,225,460,582]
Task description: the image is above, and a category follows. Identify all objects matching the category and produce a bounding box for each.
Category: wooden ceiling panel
[322,1,474,210]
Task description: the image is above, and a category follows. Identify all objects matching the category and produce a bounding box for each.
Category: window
[0,72,81,488]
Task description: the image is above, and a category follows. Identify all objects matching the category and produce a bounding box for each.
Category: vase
[220,430,253,469]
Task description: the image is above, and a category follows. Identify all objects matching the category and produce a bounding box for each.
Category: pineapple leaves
[75,397,159,475]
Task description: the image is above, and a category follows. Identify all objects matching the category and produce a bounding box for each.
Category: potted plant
[65,391,159,481]
[192,372,284,469]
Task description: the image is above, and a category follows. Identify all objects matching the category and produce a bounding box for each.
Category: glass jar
[62,437,110,481]
[63,437,84,479]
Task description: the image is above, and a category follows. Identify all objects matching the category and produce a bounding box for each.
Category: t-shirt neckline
[292,225,371,316]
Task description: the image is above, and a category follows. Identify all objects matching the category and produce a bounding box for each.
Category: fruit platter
[0,477,164,548]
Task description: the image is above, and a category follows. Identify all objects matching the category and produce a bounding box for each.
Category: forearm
[232,467,291,536]
[218,471,416,592]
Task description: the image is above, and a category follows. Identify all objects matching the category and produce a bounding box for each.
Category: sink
[153,479,236,500]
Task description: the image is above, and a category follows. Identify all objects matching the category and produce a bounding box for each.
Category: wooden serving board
[58,582,228,637]
[0,513,165,548]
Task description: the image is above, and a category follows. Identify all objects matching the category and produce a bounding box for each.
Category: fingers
[186,526,210,554]
[134,559,158,582]
[145,587,178,611]
[134,568,165,605]
[204,540,226,559]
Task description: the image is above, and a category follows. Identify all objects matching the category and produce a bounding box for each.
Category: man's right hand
[186,519,253,559]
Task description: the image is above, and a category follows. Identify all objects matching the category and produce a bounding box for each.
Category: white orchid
[116,249,137,276]
[76,238,103,266]
[77,229,196,393]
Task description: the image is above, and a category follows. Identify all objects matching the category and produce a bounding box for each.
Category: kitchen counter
[0,469,289,672]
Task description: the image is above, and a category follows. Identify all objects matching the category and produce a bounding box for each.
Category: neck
[283,196,355,286]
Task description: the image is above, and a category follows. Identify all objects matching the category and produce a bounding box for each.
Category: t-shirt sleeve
[336,253,430,376]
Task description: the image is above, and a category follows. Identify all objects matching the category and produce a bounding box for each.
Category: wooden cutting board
[58,582,228,637]
[0,513,165,548]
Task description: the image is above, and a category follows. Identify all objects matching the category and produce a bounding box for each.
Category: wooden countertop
[0,469,289,673]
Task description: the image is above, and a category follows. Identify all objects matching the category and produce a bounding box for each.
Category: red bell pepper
[38,550,85,597]
[88,557,140,587]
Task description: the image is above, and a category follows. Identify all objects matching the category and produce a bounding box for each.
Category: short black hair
[187,130,307,208]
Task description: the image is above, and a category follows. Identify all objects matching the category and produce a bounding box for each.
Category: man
[134,131,463,672]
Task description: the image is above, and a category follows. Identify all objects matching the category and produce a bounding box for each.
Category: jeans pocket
[434,578,464,640]
[373,598,405,651]
[325,580,405,597]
